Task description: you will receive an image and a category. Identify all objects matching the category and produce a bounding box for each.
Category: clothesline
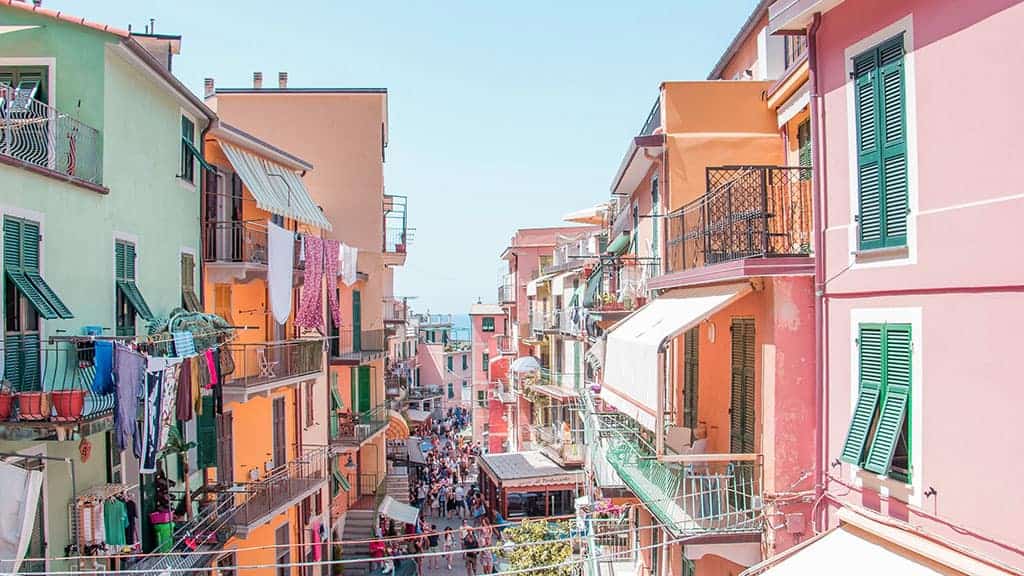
[76,483,139,504]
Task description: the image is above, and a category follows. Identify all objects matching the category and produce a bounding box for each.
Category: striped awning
[386,410,410,440]
[219,141,332,230]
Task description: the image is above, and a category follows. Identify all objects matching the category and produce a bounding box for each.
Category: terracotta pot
[52,390,87,422]
[17,392,51,421]
[0,392,12,420]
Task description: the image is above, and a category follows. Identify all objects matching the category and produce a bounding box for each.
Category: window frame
[482,317,495,332]
[180,114,197,184]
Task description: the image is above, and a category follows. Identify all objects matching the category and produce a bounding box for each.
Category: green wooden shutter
[854,49,883,250]
[197,396,217,469]
[797,120,812,179]
[125,243,136,280]
[729,318,756,454]
[14,334,40,392]
[357,366,371,413]
[329,381,342,438]
[683,326,699,429]
[3,217,64,319]
[3,217,21,269]
[878,37,908,247]
[840,324,884,464]
[864,325,911,475]
[352,290,362,352]
[115,242,126,281]
[19,220,39,270]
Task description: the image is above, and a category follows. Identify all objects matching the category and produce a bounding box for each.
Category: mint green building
[0,5,214,571]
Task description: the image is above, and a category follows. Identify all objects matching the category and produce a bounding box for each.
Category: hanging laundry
[138,371,163,474]
[190,357,202,417]
[113,344,145,452]
[103,499,128,547]
[172,331,196,357]
[92,340,114,395]
[340,242,358,286]
[204,349,218,389]
[147,357,183,451]
[296,235,325,330]
[91,501,106,550]
[177,358,193,422]
[268,221,295,325]
[124,498,138,546]
[324,239,342,327]
[0,461,43,575]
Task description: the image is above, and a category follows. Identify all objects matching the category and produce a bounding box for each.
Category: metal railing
[332,328,387,359]
[332,403,390,449]
[495,335,515,355]
[639,96,662,136]
[220,339,323,390]
[408,385,443,400]
[532,424,584,466]
[0,84,103,186]
[604,429,762,535]
[0,340,115,425]
[128,493,239,573]
[232,446,328,528]
[202,220,305,269]
[559,307,583,336]
[498,275,515,304]
[349,473,383,507]
[383,297,407,323]
[666,166,812,274]
[384,195,409,254]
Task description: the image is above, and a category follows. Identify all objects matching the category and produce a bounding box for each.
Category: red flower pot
[52,390,86,422]
[17,392,51,421]
[0,392,12,420]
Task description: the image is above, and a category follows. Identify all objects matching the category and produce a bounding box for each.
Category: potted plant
[0,381,13,420]
[161,426,197,521]
[17,390,51,421]
[52,388,87,421]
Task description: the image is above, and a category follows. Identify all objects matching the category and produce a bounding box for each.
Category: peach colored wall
[665,134,784,213]
[716,14,768,81]
[417,343,445,387]
[816,1,1024,570]
[226,387,297,482]
[662,81,777,135]
[695,554,746,576]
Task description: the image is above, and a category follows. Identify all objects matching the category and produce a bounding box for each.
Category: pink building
[755,0,1024,573]
[469,303,508,452]
[410,314,472,413]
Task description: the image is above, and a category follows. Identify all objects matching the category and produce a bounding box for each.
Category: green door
[573,341,581,389]
[351,366,371,414]
[352,290,362,351]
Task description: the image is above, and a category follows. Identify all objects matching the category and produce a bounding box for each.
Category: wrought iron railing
[220,339,323,390]
[604,429,763,535]
[384,195,409,254]
[332,403,389,449]
[0,340,116,425]
[129,493,238,573]
[0,84,103,186]
[665,166,812,274]
[202,220,304,269]
[349,472,383,507]
[231,446,328,528]
[332,328,387,359]
[639,96,662,137]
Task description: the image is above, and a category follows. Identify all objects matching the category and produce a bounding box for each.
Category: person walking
[462,521,479,576]
[427,523,441,570]
[442,526,456,571]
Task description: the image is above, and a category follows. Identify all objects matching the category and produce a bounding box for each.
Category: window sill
[854,466,913,502]
[177,176,198,192]
[0,153,109,195]
[852,245,909,263]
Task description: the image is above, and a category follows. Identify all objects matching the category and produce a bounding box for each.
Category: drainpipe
[808,12,827,533]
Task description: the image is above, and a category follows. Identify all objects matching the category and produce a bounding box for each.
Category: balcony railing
[383,297,407,324]
[231,446,328,529]
[331,404,389,449]
[384,195,409,254]
[532,424,584,466]
[0,84,103,186]
[221,339,323,391]
[604,430,762,536]
[128,492,239,573]
[639,96,662,137]
[665,166,812,274]
[202,220,304,269]
[559,307,583,336]
[0,340,116,430]
[498,275,515,304]
[408,385,443,401]
[495,335,515,355]
[331,328,387,361]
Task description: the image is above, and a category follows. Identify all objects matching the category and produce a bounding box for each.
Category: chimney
[253,72,263,89]
[278,72,288,89]
[204,78,215,98]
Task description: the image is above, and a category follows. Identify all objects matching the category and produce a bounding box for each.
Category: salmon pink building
[469,303,509,452]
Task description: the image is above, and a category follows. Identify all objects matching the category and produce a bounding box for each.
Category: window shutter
[4,217,21,269]
[864,325,911,475]
[797,120,812,178]
[197,396,217,469]
[5,334,41,392]
[878,37,908,247]
[115,242,126,281]
[854,49,883,250]
[729,318,756,454]
[272,397,286,468]
[683,327,699,429]
[125,243,136,280]
[19,220,39,270]
[841,324,884,464]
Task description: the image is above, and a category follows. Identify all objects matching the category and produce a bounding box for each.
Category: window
[482,317,495,332]
[216,411,234,484]
[0,67,48,105]
[181,252,200,312]
[784,35,808,69]
[447,355,454,372]
[4,216,73,391]
[115,240,154,337]
[462,380,468,389]
[275,523,290,576]
[272,396,287,468]
[729,318,755,454]
[482,352,489,374]
[447,382,454,399]
[631,202,639,257]
[304,381,315,428]
[853,34,908,251]
[462,354,468,370]
[181,115,196,183]
[477,390,486,408]
[651,175,660,259]
[106,430,122,484]
[797,119,812,180]
[683,327,699,429]
[841,323,911,481]
[216,551,237,576]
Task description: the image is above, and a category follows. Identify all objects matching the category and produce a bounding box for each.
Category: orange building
[206,73,409,569]
[200,121,333,576]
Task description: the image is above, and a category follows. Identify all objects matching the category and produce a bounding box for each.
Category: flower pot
[150,510,172,525]
[51,390,87,422]
[0,392,12,420]
[17,392,50,421]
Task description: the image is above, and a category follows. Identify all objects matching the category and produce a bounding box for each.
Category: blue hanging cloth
[92,340,114,395]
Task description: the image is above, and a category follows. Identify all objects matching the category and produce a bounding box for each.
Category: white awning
[551,271,574,294]
[0,26,39,35]
[526,272,557,297]
[379,495,419,525]
[747,526,946,576]
[563,203,608,225]
[601,283,752,431]
[220,141,332,230]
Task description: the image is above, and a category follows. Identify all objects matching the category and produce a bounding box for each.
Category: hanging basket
[52,390,87,421]
[17,392,51,421]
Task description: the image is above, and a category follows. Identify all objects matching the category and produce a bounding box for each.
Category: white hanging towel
[340,243,358,286]
[268,221,295,324]
[0,461,43,574]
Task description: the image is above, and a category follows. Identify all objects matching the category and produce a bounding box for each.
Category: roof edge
[707,0,772,80]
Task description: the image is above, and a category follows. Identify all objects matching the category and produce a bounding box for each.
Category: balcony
[0,84,103,189]
[558,307,583,337]
[202,220,304,284]
[498,275,515,304]
[221,339,324,401]
[127,491,239,573]
[231,446,329,535]
[664,166,812,277]
[532,424,584,467]
[385,374,407,401]
[408,384,443,401]
[330,328,387,365]
[383,195,409,266]
[383,297,407,325]
[639,96,662,137]
[604,430,763,539]
[495,334,516,355]
[0,340,116,440]
[330,404,389,451]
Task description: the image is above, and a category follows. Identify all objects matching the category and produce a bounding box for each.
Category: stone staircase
[340,508,377,576]
[386,466,411,503]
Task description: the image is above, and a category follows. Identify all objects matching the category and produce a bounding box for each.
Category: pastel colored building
[469,303,508,452]
[752,0,1024,574]
[0,4,213,572]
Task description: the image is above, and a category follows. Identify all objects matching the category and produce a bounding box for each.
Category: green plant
[499,519,574,576]
[161,426,197,520]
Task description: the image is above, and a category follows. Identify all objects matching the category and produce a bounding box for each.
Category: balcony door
[351,366,371,414]
[352,290,362,351]
[272,396,287,469]
[729,318,756,454]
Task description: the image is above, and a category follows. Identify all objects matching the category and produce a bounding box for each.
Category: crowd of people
[372,407,506,576]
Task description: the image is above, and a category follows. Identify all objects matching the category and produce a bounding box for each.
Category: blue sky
[52,0,758,314]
